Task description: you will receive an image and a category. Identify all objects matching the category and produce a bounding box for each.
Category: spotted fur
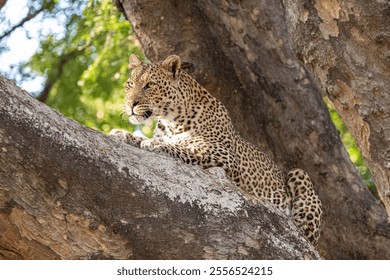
[110,54,323,245]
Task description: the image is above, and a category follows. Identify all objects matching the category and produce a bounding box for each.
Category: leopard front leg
[141,139,239,182]
[108,129,144,148]
[140,139,203,164]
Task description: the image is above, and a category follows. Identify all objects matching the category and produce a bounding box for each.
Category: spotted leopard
[109,54,323,245]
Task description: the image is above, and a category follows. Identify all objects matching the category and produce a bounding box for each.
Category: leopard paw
[140,139,158,151]
[108,129,143,147]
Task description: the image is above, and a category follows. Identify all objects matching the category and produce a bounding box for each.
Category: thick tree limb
[0,75,320,259]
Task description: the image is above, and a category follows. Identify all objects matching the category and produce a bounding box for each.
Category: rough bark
[121,0,390,259]
[0,75,320,260]
[284,0,390,217]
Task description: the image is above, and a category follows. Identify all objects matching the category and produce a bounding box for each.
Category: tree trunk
[0,75,320,259]
[284,0,390,217]
[121,0,390,259]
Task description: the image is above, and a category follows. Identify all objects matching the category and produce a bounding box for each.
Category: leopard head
[124,54,183,124]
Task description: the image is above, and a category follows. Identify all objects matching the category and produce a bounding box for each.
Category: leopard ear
[129,54,142,69]
[162,55,181,79]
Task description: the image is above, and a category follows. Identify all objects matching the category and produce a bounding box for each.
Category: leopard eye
[126,81,134,88]
[143,82,154,90]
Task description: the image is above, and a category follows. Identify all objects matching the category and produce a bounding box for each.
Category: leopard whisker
[119,111,126,125]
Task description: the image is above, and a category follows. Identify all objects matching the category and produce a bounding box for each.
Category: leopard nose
[124,105,133,116]
[132,100,139,107]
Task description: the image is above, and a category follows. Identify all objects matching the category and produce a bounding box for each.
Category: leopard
[109,54,323,246]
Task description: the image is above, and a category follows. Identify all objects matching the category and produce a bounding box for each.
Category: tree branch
[0,1,54,41]
[37,48,84,103]
[0,75,320,259]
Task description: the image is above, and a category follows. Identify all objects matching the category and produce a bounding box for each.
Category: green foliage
[325,98,377,198]
[23,0,143,133]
